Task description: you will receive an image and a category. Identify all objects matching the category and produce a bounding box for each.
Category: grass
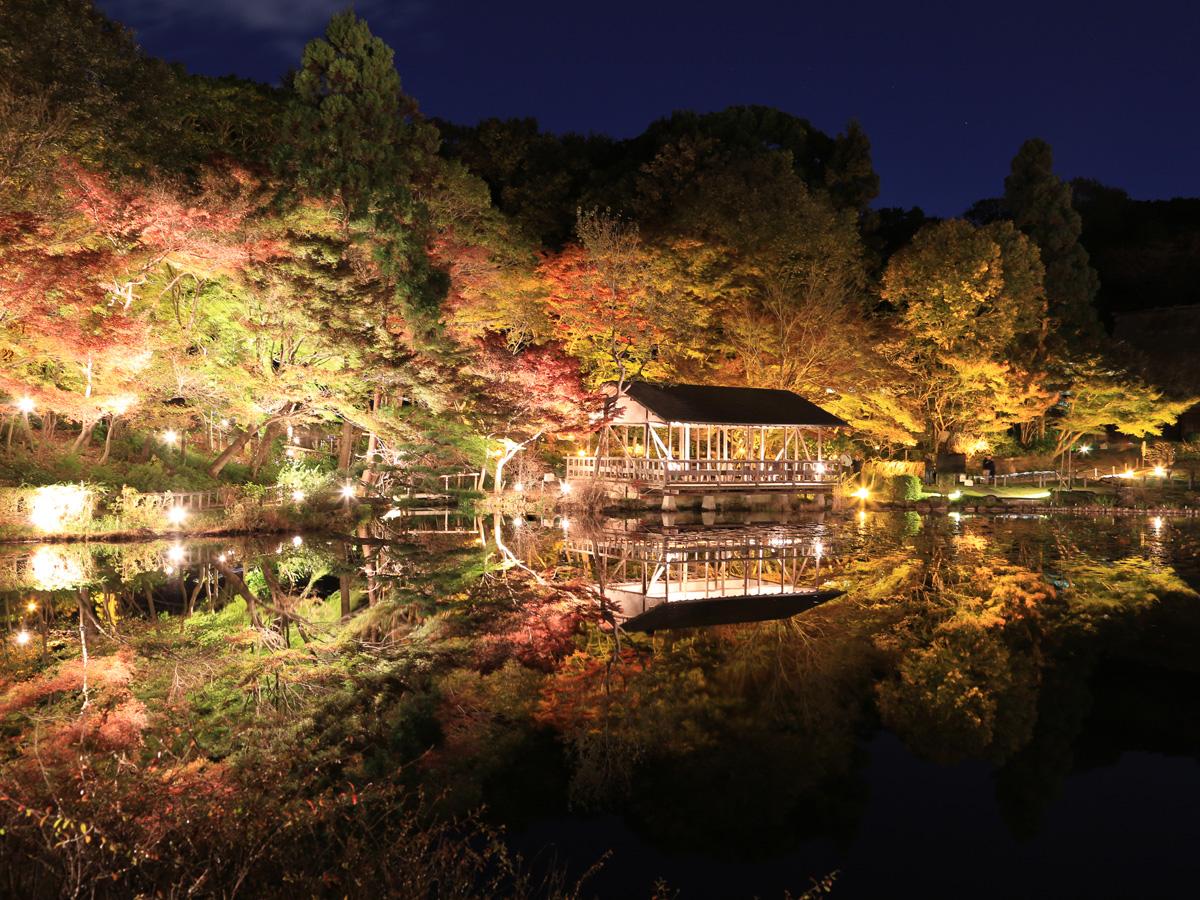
[955,485,1053,500]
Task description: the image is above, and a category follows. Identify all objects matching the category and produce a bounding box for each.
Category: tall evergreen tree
[279,11,447,346]
[1004,139,1101,343]
[283,10,417,220]
[826,120,880,211]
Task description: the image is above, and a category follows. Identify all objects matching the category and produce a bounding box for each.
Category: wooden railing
[135,488,234,511]
[566,456,843,488]
[436,472,481,492]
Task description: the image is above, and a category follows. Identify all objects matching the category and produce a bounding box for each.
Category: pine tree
[826,120,880,211]
[1004,139,1101,343]
[283,10,415,221]
[280,11,447,346]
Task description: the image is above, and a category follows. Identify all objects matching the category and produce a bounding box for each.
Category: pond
[2,509,1199,898]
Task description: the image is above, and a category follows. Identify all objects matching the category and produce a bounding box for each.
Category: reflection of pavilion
[566,523,843,631]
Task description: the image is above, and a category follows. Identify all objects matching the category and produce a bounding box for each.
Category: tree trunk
[251,421,281,476]
[208,424,258,477]
[98,416,117,464]
[77,588,99,640]
[71,421,94,453]
[41,411,56,455]
[339,574,352,618]
[338,419,356,472]
[360,390,381,488]
[215,561,261,628]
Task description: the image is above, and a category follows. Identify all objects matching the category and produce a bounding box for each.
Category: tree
[1004,139,1101,343]
[1051,360,1193,457]
[282,11,415,222]
[825,119,880,211]
[461,336,592,490]
[545,210,687,393]
[881,219,1055,453]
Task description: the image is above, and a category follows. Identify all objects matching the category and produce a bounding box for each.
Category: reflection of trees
[993,555,1200,836]
[536,598,884,855]
[877,614,1042,763]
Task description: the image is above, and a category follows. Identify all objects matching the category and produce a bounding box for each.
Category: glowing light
[26,600,37,613]
[166,506,188,527]
[812,539,824,558]
[560,517,570,532]
[1154,466,1167,478]
[292,535,303,547]
[29,545,85,590]
[1152,516,1164,533]
[106,394,135,416]
[949,511,962,522]
[814,462,827,476]
[948,490,962,501]
[217,553,227,563]
[162,429,178,445]
[576,449,587,457]
[340,483,356,500]
[852,486,870,500]
[512,516,524,528]
[1078,444,1092,455]
[29,484,91,533]
[15,630,30,646]
[167,543,186,564]
[559,481,572,495]
[513,482,524,492]
[15,396,35,414]
[1120,469,1135,479]
[291,489,305,503]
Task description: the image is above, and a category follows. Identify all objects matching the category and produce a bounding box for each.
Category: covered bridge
[565,381,848,498]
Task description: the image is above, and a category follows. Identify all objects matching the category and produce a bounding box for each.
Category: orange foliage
[0,647,135,715]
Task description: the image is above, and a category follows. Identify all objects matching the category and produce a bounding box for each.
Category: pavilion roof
[621,381,847,427]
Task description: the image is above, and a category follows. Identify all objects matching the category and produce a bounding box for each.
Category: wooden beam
[649,424,671,459]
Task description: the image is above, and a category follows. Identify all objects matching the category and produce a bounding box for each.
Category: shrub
[275,460,335,497]
[862,458,925,480]
[890,474,923,501]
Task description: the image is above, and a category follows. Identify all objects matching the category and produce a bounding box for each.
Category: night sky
[97,0,1200,217]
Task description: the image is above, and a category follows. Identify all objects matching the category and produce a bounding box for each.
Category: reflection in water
[566,521,844,631]
[2,511,1200,897]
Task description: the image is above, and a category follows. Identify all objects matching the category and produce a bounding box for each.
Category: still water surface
[3,510,1199,898]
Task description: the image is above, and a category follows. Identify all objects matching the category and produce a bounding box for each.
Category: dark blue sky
[98,0,1200,216]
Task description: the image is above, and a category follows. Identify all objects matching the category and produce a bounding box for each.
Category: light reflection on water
[3,511,1200,897]
[3,510,1198,617]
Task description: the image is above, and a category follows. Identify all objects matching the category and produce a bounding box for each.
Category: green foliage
[283,10,418,220]
[1005,138,1102,343]
[274,459,335,496]
[890,474,924,501]
[1052,360,1194,456]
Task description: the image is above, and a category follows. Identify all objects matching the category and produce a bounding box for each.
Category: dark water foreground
[1,510,1198,898]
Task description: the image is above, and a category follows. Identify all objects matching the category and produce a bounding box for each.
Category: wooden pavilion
[565,381,848,499]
